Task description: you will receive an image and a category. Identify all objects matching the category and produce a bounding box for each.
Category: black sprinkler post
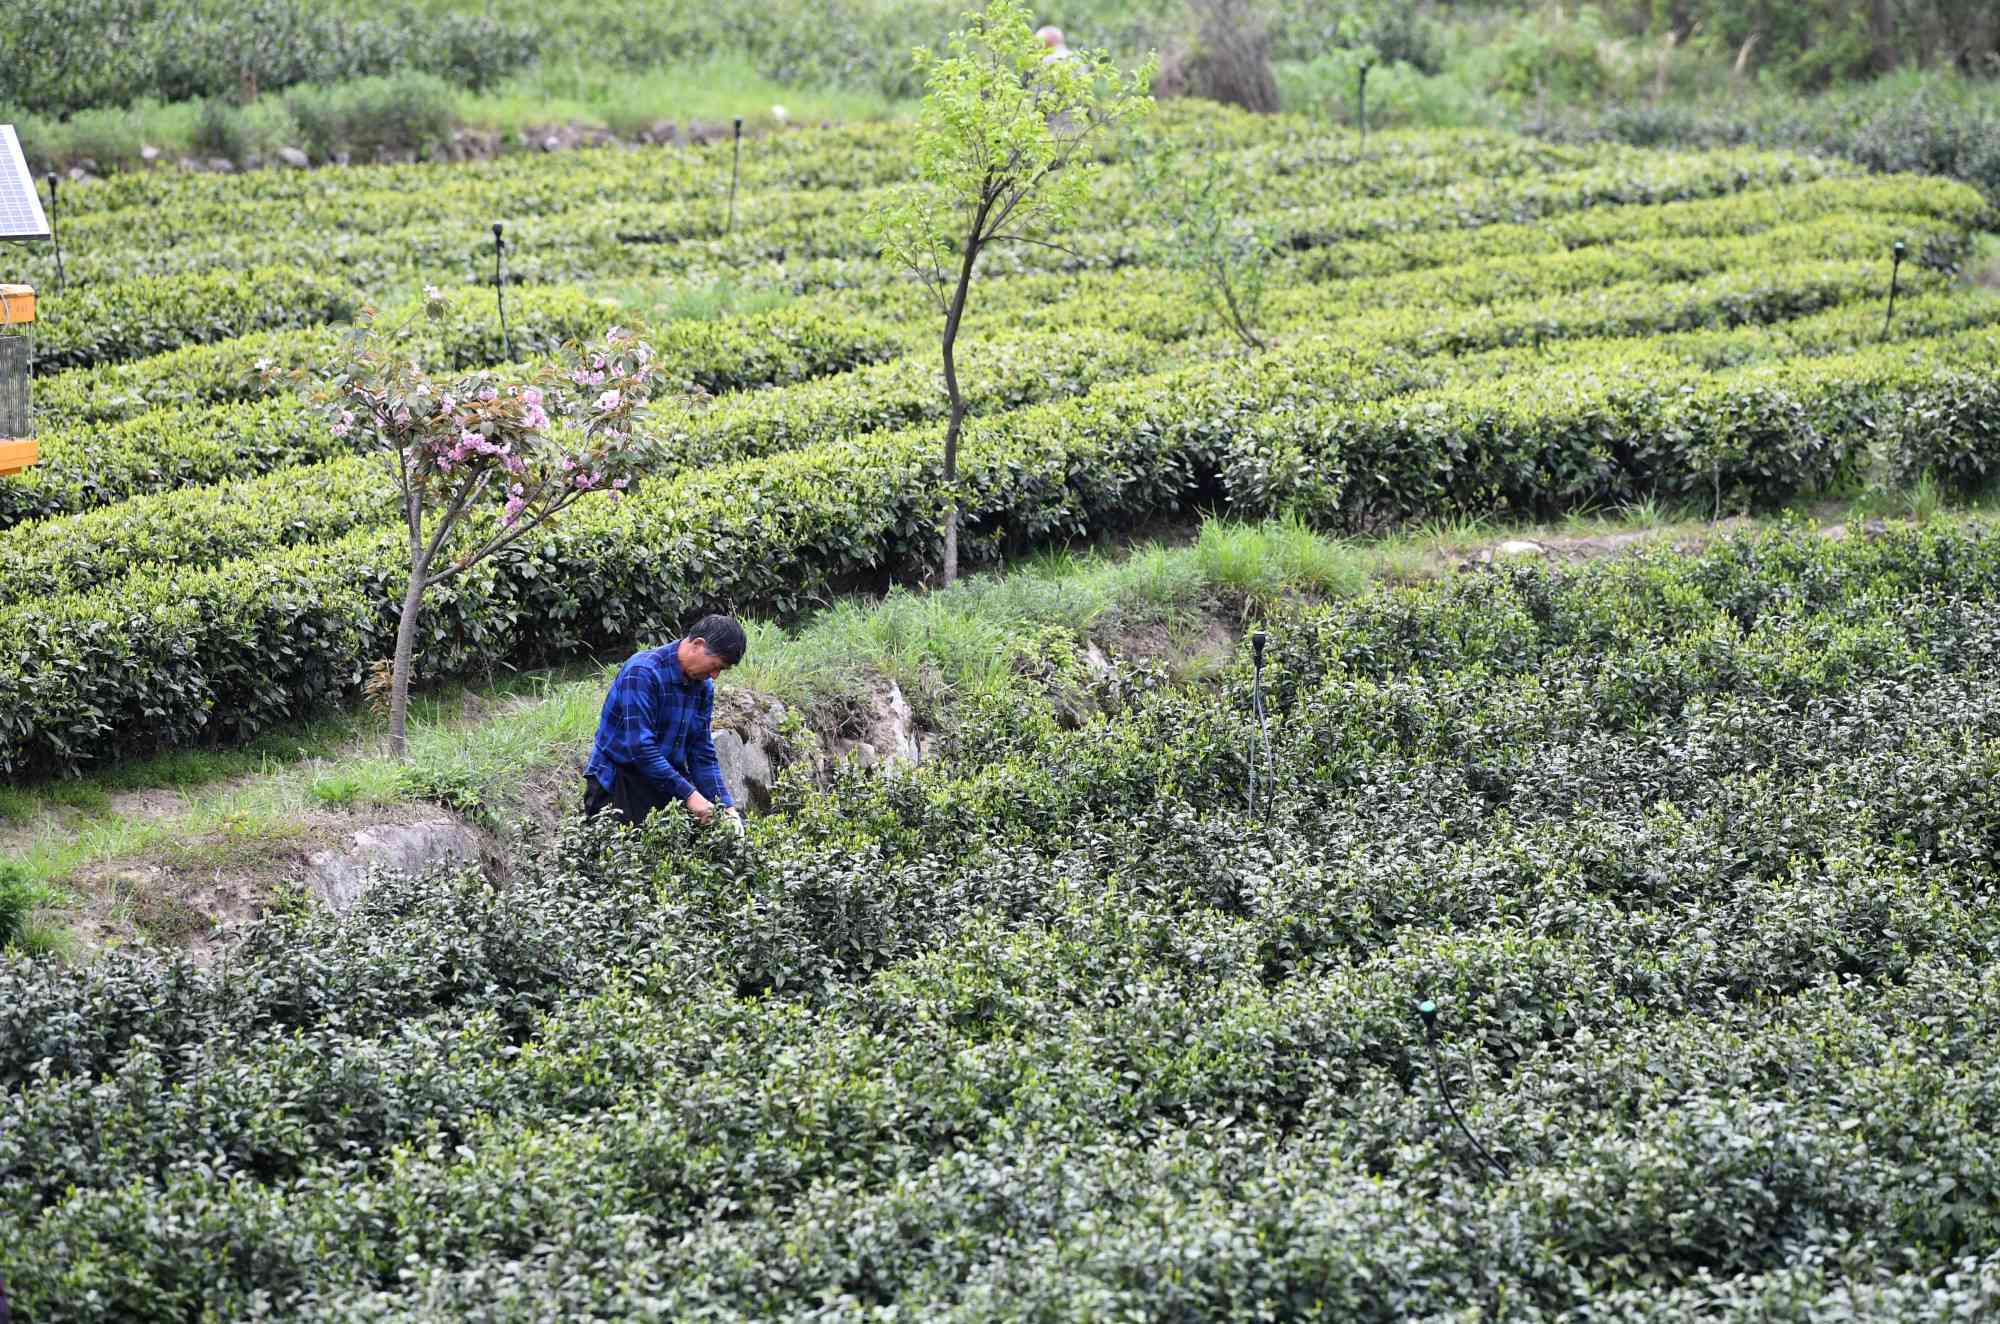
[728,117,744,235]
[44,173,66,294]
[1247,631,1274,818]
[1357,61,1372,149]
[492,222,512,363]
[1418,1000,1511,1182]
[1883,239,1906,341]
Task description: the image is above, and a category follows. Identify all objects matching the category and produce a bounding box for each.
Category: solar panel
[0,126,51,241]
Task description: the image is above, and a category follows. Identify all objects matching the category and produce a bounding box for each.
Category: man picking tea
[583,614,747,832]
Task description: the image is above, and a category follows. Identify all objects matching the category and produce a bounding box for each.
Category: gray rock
[711,687,793,811]
[712,728,773,813]
[140,144,162,162]
[176,156,202,173]
[277,146,310,168]
[1495,539,1546,558]
[882,682,923,766]
[542,134,563,153]
[304,819,482,914]
[206,157,236,173]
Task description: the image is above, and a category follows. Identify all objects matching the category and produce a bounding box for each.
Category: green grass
[456,56,914,138]
[593,277,796,325]
[15,55,913,174]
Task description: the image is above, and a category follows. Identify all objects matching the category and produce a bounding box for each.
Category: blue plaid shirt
[585,643,732,807]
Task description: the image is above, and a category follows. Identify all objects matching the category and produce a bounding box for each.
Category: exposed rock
[830,681,925,775]
[176,156,202,173]
[67,167,96,183]
[277,146,310,169]
[711,687,798,812]
[304,819,483,914]
[712,729,772,810]
[542,134,563,153]
[206,157,236,173]
[1496,539,1546,558]
[651,120,680,146]
[140,144,162,163]
[240,152,264,171]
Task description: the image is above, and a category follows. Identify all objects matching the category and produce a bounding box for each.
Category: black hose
[1882,240,1905,341]
[492,222,511,363]
[1249,632,1271,817]
[728,118,743,235]
[1418,1000,1511,1181]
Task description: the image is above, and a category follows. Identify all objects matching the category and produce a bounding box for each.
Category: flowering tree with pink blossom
[325,301,667,757]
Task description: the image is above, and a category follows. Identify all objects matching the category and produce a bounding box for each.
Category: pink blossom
[521,404,549,430]
[481,386,498,402]
[594,389,622,412]
[521,387,543,407]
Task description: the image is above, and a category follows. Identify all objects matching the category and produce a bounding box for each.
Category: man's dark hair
[688,614,747,664]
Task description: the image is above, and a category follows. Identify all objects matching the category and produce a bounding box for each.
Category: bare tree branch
[986,232,1087,260]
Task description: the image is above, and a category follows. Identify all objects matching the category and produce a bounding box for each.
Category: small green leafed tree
[1134,134,1276,351]
[871,0,1152,585]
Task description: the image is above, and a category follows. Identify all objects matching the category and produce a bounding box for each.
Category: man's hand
[685,790,715,823]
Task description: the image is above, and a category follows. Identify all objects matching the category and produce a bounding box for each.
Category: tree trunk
[1868,0,1896,76]
[937,195,993,586]
[386,556,427,759]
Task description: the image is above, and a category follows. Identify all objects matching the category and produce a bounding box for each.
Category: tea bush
[4,525,2000,1317]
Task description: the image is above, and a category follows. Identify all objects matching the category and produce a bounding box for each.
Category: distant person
[1035,23,1079,136]
[583,614,746,833]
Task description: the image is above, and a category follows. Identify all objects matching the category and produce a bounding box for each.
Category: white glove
[723,806,746,838]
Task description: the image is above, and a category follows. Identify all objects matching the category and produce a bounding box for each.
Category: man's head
[677,614,746,682]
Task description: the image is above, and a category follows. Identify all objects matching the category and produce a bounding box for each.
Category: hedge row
[20,203,1942,535]
[47,103,1311,222]
[22,140,1855,293]
[25,123,1561,292]
[1238,323,2000,526]
[4,314,1997,777]
[29,292,904,433]
[26,267,360,375]
[4,525,1999,1316]
[0,328,1171,608]
[2,243,1944,615]
[60,128,1609,259]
